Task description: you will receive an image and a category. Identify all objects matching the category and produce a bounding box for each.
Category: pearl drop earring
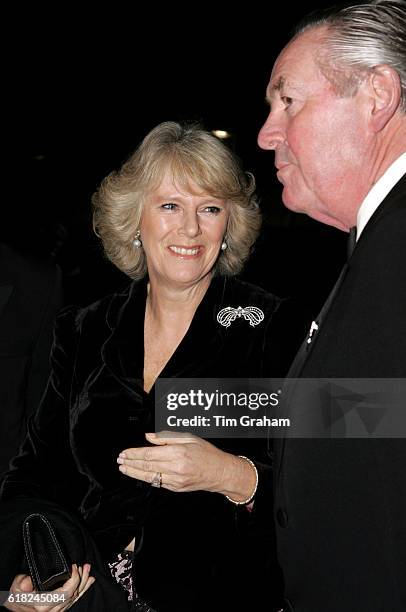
[221,241,228,251]
[133,230,142,248]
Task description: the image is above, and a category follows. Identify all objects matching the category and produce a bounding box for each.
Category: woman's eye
[203,206,221,214]
[161,202,177,210]
[281,96,293,107]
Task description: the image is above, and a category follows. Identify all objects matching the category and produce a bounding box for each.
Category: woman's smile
[167,245,204,258]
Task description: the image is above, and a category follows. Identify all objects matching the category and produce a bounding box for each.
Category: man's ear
[368,64,402,132]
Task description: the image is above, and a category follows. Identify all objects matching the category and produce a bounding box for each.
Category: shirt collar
[356,152,406,240]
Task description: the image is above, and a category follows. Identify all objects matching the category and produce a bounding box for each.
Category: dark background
[4,3,347,313]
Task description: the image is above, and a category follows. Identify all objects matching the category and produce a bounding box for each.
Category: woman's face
[140,171,229,289]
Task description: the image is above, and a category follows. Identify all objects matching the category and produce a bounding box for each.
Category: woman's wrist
[221,454,258,505]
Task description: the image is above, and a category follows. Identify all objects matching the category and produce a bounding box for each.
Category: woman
[0,122,285,611]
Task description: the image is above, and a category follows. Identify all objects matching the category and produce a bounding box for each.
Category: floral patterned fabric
[108,549,156,611]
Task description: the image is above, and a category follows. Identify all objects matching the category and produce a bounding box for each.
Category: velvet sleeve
[24,263,63,427]
[0,306,87,511]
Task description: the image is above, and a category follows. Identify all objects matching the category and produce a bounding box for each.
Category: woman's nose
[178,210,201,238]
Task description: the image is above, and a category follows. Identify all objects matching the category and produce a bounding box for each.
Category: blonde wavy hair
[92,121,261,279]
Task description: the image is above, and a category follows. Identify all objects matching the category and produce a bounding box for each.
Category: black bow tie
[347,226,357,260]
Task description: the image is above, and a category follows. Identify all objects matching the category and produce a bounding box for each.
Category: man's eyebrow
[272,76,285,92]
[265,76,286,103]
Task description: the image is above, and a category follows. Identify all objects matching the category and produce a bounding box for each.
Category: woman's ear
[368,64,402,132]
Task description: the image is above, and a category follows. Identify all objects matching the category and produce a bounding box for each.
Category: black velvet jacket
[0,243,62,478]
[0,275,286,611]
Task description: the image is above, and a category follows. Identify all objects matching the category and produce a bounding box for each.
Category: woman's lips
[167,245,204,258]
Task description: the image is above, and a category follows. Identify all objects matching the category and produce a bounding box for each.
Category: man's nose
[178,210,201,238]
[257,110,286,150]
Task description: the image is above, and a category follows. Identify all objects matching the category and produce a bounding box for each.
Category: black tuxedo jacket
[0,243,62,478]
[273,173,406,611]
[0,275,289,611]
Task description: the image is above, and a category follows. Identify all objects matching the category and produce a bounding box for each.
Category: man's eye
[161,203,177,210]
[281,96,293,107]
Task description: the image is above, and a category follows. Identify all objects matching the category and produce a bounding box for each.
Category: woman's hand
[117,432,257,501]
[5,564,95,611]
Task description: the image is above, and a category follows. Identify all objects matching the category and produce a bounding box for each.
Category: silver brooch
[217,306,265,328]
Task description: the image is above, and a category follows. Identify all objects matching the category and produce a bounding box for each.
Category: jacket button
[276,508,289,528]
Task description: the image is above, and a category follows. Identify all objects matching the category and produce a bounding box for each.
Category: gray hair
[295,1,406,112]
[93,121,261,279]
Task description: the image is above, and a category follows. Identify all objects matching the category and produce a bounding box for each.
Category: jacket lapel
[286,263,349,379]
[101,276,226,394]
[101,280,147,394]
[158,276,225,380]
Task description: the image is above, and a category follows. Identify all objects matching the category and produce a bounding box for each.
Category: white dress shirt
[356,152,406,240]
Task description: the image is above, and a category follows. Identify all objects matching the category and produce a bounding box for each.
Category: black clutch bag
[22,513,71,591]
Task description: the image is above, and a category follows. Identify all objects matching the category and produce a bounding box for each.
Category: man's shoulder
[361,171,406,240]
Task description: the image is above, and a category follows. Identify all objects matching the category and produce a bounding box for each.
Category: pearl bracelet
[225,455,258,505]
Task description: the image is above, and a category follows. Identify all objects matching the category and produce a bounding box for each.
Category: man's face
[258,28,372,231]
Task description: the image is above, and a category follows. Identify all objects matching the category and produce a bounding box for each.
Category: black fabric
[0,498,131,611]
[0,275,297,611]
[0,243,62,478]
[347,226,357,260]
[272,173,406,611]
[285,227,357,380]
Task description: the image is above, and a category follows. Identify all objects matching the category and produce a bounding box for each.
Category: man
[257,2,406,610]
[0,242,62,478]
